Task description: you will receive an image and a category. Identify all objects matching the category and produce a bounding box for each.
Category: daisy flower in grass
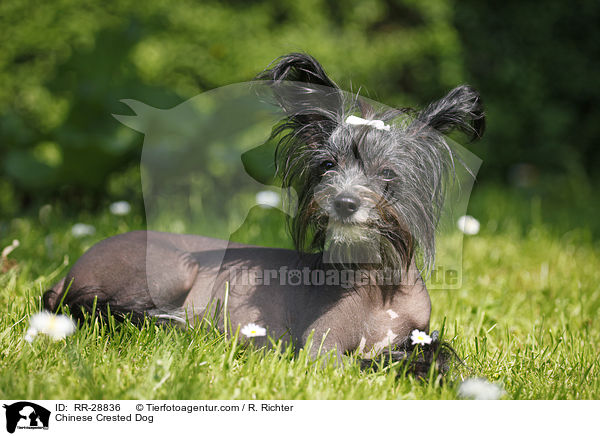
[255,190,281,208]
[109,201,132,216]
[458,378,505,400]
[241,323,266,337]
[457,215,480,235]
[25,311,76,342]
[410,329,432,346]
[71,223,96,238]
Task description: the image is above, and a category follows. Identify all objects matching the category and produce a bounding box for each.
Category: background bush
[0,0,598,213]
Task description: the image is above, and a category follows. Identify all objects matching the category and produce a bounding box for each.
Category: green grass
[1,183,599,399]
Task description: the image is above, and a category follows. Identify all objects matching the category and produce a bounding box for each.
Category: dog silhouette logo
[3,402,50,433]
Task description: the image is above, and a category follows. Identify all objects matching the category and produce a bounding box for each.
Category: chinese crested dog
[43,53,484,375]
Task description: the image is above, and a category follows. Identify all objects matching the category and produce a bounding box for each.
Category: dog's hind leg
[42,231,200,324]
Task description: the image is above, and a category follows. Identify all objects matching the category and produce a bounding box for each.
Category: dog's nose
[333,194,360,218]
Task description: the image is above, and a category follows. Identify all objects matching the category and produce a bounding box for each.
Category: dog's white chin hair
[327,223,371,244]
[324,224,383,264]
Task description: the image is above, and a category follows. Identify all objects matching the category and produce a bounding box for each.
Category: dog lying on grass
[43,53,484,375]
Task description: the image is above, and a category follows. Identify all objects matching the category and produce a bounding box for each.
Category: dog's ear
[257,52,339,90]
[415,85,485,141]
[257,53,342,148]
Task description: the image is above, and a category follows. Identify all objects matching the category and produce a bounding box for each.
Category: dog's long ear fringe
[255,52,343,125]
[256,52,339,89]
[416,85,485,142]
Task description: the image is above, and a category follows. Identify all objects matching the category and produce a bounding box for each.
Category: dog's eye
[381,169,396,181]
[320,161,335,172]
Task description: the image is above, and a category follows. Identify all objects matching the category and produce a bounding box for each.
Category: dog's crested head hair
[258,53,485,270]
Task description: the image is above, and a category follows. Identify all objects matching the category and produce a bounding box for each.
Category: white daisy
[255,191,281,208]
[25,311,76,341]
[457,215,480,235]
[458,378,505,400]
[241,323,266,337]
[71,223,96,238]
[410,329,432,345]
[109,201,132,216]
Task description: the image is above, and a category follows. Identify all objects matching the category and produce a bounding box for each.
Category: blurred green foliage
[0,0,466,210]
[0,0,598,213]
[454,0,600,179]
